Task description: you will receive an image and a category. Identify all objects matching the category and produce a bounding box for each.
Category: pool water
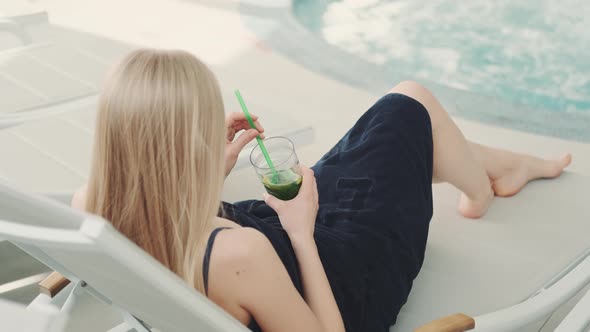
[293,0,590,114]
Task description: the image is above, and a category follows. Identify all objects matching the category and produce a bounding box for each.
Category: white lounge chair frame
[0,182,250,332]
[471,248,590,331]
[1,182,589,331]
[554,287,590,331]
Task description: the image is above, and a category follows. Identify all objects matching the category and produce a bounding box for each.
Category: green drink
[250,136,302,201]
[262,170,303,200]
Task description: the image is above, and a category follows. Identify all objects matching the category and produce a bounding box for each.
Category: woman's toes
[541,153,572,178]
[493,153,572,198]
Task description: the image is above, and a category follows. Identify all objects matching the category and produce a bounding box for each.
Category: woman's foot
[492,153,572,197]
[458,185,495,219]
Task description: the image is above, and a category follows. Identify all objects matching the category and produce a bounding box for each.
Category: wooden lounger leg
[39,271,71,298]
[414,313,475,332]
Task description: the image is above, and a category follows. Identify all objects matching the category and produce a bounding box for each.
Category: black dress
[203,93,434,332]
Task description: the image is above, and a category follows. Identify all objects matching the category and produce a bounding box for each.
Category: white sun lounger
[1,179,590,332]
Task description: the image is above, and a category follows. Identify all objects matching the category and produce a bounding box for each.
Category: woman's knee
[389,80,428,95]
[389,81,435,111]
[389,80,446,127]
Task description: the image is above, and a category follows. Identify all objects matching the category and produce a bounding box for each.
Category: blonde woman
[72,49,571,332]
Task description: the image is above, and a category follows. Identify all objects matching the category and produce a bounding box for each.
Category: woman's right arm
[212,227,343,332]
[288,234,345,332]
[210,166,344,332]
[263,166,345,332]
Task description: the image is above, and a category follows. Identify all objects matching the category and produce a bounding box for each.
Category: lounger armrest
[414,313,475,332]
[39,272,70,298]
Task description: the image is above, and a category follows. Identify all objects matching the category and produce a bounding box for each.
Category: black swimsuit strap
[202,227,230,296]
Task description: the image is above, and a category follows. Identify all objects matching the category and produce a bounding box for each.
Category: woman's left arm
[224,112,265,177]
[71,184,88,211]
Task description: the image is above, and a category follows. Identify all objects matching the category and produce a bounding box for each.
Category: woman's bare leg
[390,81,493,218]
[389,81,571,218]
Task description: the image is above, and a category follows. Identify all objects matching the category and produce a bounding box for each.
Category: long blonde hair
[86,49,226,292]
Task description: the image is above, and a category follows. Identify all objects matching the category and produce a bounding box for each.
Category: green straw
[234,90,279,181]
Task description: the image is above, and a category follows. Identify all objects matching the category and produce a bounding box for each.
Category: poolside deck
[1,1,589,331]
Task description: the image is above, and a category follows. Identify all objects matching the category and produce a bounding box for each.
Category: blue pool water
[293,0,590,115]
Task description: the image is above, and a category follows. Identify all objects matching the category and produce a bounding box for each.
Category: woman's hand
[224,112,265,177]
[263,166,319,244]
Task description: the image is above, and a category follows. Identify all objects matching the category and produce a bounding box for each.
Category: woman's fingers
[227,122,265,142]
[300,166,316,194]
[253,120,265,133]
[309,170,319,207]
[227,118,265,140]
[231,119,265,134]
[227,129,259,157]
[226,112,257,123]
[312,176,319,207]
[263,192,284,212]
[233,122,264,137]
[226,112,265,132]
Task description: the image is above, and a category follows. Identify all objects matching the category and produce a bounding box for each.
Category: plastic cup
[250,136,302,200]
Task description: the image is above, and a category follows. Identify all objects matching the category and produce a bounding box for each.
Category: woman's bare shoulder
[212,227,274,267]
[71,184,88,211]
[208,227,279,295]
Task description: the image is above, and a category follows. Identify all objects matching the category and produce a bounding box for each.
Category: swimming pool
[293,0,590,116]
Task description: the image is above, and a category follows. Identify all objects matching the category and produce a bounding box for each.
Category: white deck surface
[1,1,589,331]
